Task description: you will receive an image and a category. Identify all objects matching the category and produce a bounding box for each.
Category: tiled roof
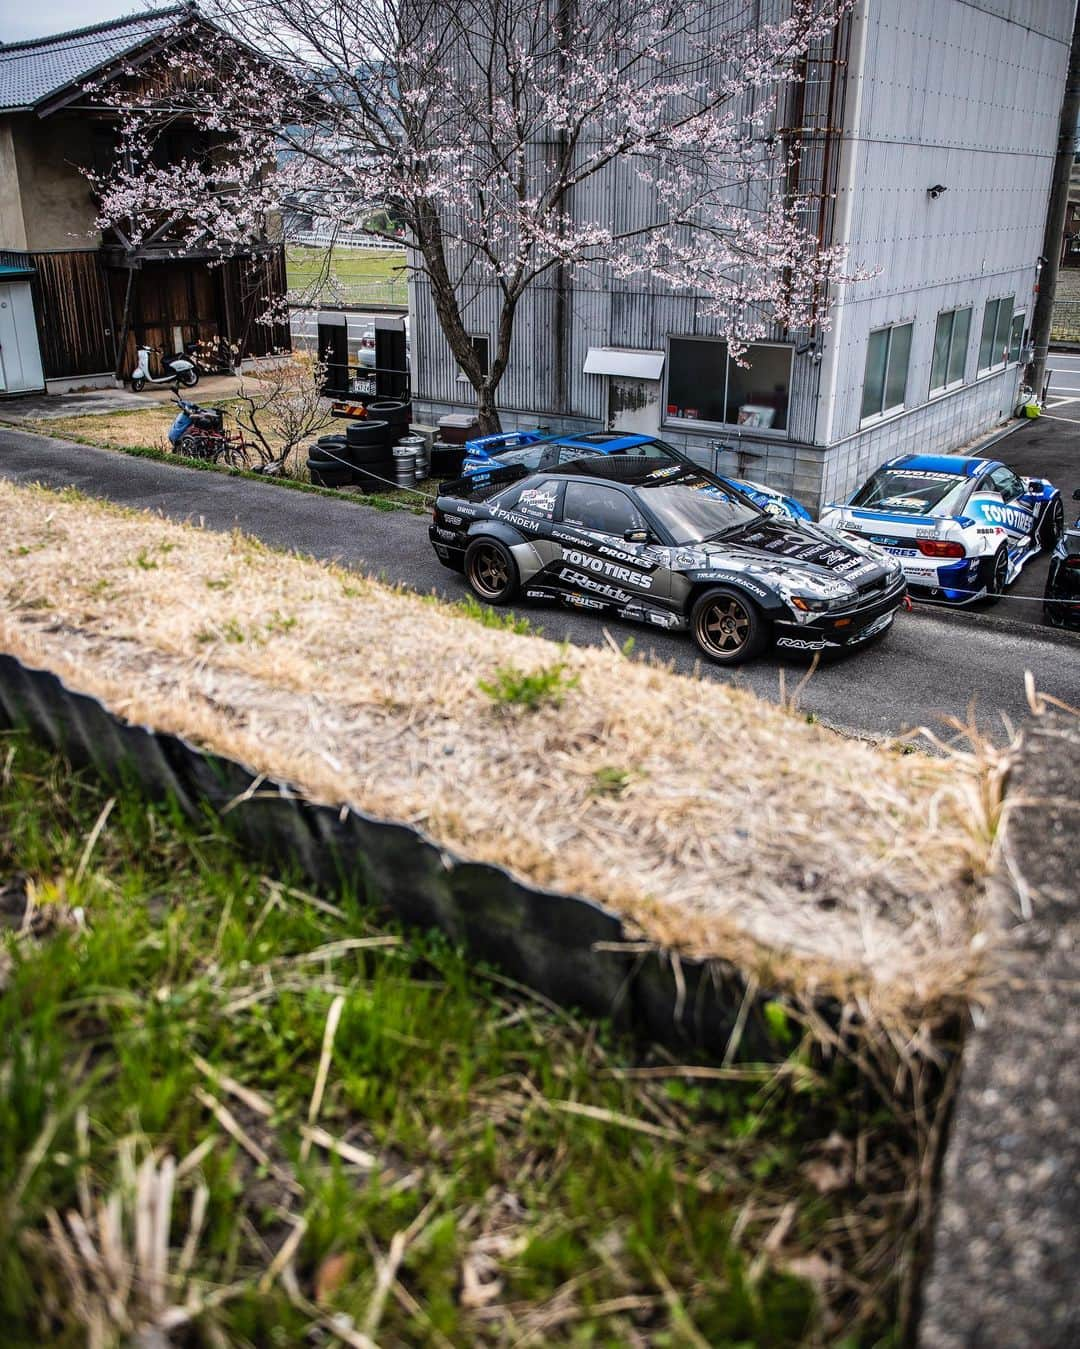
[0,7,190,112]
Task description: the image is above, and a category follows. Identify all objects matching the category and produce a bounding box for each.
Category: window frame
[663,335,794,435]
[860,321,914,426]
[977,296,1017,375]
[559,479,647,537]
[929,306,972,396]
[1008,311,1026,366]
[456,334,491,382]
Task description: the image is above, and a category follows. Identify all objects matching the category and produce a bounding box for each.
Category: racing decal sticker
[563,593,607,610]
[776,636,827,650]
[433,527,459,541]
[443,514,463,525]
[561,550,653,589]
[977,502,1034,531]
[517,486,558,519]
[686,571,770,599]
[558,567,634,604]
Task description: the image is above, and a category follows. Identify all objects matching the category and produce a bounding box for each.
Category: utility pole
[1028,3,1080,400]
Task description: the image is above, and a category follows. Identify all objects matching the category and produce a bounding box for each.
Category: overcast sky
[0,2,164,43]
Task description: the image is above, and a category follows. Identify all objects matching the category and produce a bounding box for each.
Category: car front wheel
[465,538,519,605]
[690,588,769,665]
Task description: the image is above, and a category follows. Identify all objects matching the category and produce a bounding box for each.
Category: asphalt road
[1,426,1078,745]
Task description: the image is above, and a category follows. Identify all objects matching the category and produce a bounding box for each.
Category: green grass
[478,660,581,711]
[286,245,408,303]
[0,732,914,1345]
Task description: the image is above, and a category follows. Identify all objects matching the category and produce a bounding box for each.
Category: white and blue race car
[461,430,813,522]
[819,454,1064,603]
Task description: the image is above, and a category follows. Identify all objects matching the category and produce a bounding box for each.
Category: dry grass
[12,401,361,478]
[0,479,1003,1017]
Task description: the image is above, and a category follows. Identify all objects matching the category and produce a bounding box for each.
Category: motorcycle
[131,344,199,392]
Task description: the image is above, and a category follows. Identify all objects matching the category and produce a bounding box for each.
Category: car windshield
[638,468,760,543]
[849,468,970,517]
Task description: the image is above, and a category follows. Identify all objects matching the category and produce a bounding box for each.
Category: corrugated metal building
[411,0,1073,511]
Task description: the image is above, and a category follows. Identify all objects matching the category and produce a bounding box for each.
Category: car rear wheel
[690,588,769,665]
[465,539,518,605]
[985,545,1009,603]
[1040,496,1065,550]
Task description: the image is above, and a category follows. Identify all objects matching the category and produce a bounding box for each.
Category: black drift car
[429,457,907,665]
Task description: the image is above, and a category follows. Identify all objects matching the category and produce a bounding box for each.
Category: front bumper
[773,576,907,652]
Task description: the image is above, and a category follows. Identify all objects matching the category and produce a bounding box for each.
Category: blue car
[461,430,812,522]
[819,453,1064,603]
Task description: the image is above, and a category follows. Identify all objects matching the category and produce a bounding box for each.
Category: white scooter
[130,345,199,392]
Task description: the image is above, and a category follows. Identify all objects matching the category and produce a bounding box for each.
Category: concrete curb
[919,711,1080,1347]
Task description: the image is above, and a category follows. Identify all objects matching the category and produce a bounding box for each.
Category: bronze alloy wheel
[696,594,751,656]
[689,587,768,664]
[466,540,516,603]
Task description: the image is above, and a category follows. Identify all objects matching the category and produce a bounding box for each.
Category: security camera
[928,184,948,199]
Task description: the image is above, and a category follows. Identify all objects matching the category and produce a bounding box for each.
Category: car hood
[693,515,895,588]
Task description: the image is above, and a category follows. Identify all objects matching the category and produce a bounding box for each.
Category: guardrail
[287,230,407,252]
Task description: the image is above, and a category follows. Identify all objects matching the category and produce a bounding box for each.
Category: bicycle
[168,392,256,469]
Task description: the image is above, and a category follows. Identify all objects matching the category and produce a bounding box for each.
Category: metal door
[0,281,45,394]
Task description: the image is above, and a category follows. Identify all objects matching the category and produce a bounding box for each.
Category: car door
[544,479,667,609]
[982,464,1036,551]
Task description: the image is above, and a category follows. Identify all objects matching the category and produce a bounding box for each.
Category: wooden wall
[28,250,114,379]
[26,245,290,380]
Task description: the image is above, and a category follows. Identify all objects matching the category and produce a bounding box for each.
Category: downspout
[813,0,869,459]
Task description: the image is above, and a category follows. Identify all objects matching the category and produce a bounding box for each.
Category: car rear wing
[437,463,529,500]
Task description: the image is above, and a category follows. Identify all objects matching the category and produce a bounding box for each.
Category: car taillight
[916,539,965,558]
[1065,556,1080,570]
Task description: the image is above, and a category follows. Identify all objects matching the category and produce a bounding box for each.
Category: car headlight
[788,593,852,614]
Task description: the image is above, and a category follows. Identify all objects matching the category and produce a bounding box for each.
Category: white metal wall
[412,0,1075,510]
[814,0,1074,501]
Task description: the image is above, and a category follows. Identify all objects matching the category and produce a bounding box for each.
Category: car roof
[550,432,656,452]
[886,453,991,478]
[536,456,700,487]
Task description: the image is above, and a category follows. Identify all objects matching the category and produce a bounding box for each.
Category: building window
[861,322,912,423]
[457,335,490,381]
[1008,312,1026,365]
[665,337,791,432]
[930,307,972,394]
[978,296,1016,373]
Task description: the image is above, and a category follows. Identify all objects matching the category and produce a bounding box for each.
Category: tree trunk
[476,385,502,435]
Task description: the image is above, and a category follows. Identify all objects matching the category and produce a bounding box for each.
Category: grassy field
[0,730,916,1346]
[286,246,408,304]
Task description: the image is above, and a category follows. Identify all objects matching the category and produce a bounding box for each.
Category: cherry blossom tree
[97,0,857,432]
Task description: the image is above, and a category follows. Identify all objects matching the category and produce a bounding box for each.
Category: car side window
[555,446,603,466]
[561,482,646,536]
[989,466,1023,501]
[495,478,561,520]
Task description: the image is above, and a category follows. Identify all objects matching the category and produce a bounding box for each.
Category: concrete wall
[7,113,101,252]
[0,122,28,251]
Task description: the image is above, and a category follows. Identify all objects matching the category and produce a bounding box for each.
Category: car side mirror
[1028,479,1046,493]
[623,529,651,544]
[1073,488,1080,501]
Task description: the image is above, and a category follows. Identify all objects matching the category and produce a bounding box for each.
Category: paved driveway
[2,426,1077,746]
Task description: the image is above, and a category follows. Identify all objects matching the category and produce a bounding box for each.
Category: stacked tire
[345,419,394,492]
[305,400,415,491]
[307,435,353,489]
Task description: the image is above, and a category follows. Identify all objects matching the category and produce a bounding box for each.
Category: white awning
[583,347,665,380]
